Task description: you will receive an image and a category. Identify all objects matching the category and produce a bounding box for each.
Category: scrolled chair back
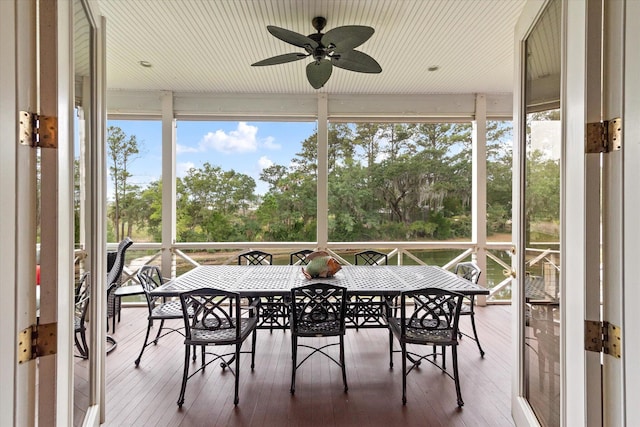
[354,250,388,266]
[454,262,481,284]
[137,265,165,311]
[238,250,272,265]
[289,249,314,265]
[179,288,244,340]
[400,288,464,344]
[137,265,163,292]
[290,283,347,336]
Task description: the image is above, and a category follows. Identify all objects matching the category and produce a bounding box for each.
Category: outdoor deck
[75,304,513,427]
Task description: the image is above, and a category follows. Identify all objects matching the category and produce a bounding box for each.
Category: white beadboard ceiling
[96,0,529,96]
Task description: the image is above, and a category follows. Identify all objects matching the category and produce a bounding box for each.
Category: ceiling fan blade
[267,25,318,50]
[331,50,382,73]
[322,25,374,52]
[252,53,308,66]
[306,59,332,89]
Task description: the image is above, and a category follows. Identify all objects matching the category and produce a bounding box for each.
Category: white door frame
[0,1,106,425]
[0,0,38,425]
[623,1,640,423]
[78,1,108,426]
[601,0,625,422]
[564,0,603,426]
[606,0,640,425]
[512,2,547,425]
[38,0,74,425]
[512,1,604,426]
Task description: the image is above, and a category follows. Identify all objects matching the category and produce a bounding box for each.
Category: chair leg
[290,335,297,394]
[153,319,165,344]
[234,344,241,405]
[401,343,407,405]
[388,329,394,368]
[75,331,88,359]
[268,298,274,333]
[442,345,447,370]
[111,295,119,333]
[74,334,83,357]
[340,335,348,392]
[134,319,153,366]
[106,335,118,353]
[80,330,89,359]
[177,343,191,407]
[251,329,257,370]
[452,345,464,407]
[354,297,360,331]
[469,313,485,357]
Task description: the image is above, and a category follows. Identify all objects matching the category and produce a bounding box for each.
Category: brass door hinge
[19,111,58,148]
[18,322,57,363]
[585,118,621,153]
[585,320,621,358]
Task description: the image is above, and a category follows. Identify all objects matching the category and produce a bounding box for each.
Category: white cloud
[200,121,258,153]
[257,156,273,170]
[176,122,282,156]
[176,144,199,154]
[177,161,196,177]
[262,136,281,150]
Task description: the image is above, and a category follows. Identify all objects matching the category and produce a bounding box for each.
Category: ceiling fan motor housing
[311,16,327,32]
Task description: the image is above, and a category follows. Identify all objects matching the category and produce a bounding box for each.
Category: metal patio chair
[289,282,348,394]
[289,249,314,265]
[350,250,389,329]
[454,261,485,357]
[177,287,259,406]
[238,250,287,332]
[388,287,465,406]
[134,265,189,366]
[74,272,90,359]
[106,237,133,333]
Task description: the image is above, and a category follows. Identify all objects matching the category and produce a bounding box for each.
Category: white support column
[317,94,328,248]
[472,94,488,304]
[79,77,89,261]
[96,16,108,424]
[161,91,176,277]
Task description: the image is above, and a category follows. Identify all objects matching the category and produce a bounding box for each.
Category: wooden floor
[75,304,513,427]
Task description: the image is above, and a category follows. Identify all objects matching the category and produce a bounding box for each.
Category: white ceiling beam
[107,90,514,120]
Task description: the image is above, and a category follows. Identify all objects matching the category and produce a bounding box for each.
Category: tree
[257,163,317,241]
[107,126,140,241]
[135,180,163,241]
[176,162,257,242]
[101,119,519,245]
[486,121,513,234]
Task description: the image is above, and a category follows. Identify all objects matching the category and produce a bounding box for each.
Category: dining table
[151,264,489,330]
[151,264,489,298]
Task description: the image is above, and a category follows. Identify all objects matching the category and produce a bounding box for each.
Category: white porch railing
[106,240,516,303]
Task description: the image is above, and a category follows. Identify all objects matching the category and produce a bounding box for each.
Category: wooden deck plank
[73,305,514,427]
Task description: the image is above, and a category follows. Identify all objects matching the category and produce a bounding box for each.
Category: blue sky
[107,120,317,195]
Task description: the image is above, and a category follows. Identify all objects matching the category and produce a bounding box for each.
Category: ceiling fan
[251,16,382,89]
